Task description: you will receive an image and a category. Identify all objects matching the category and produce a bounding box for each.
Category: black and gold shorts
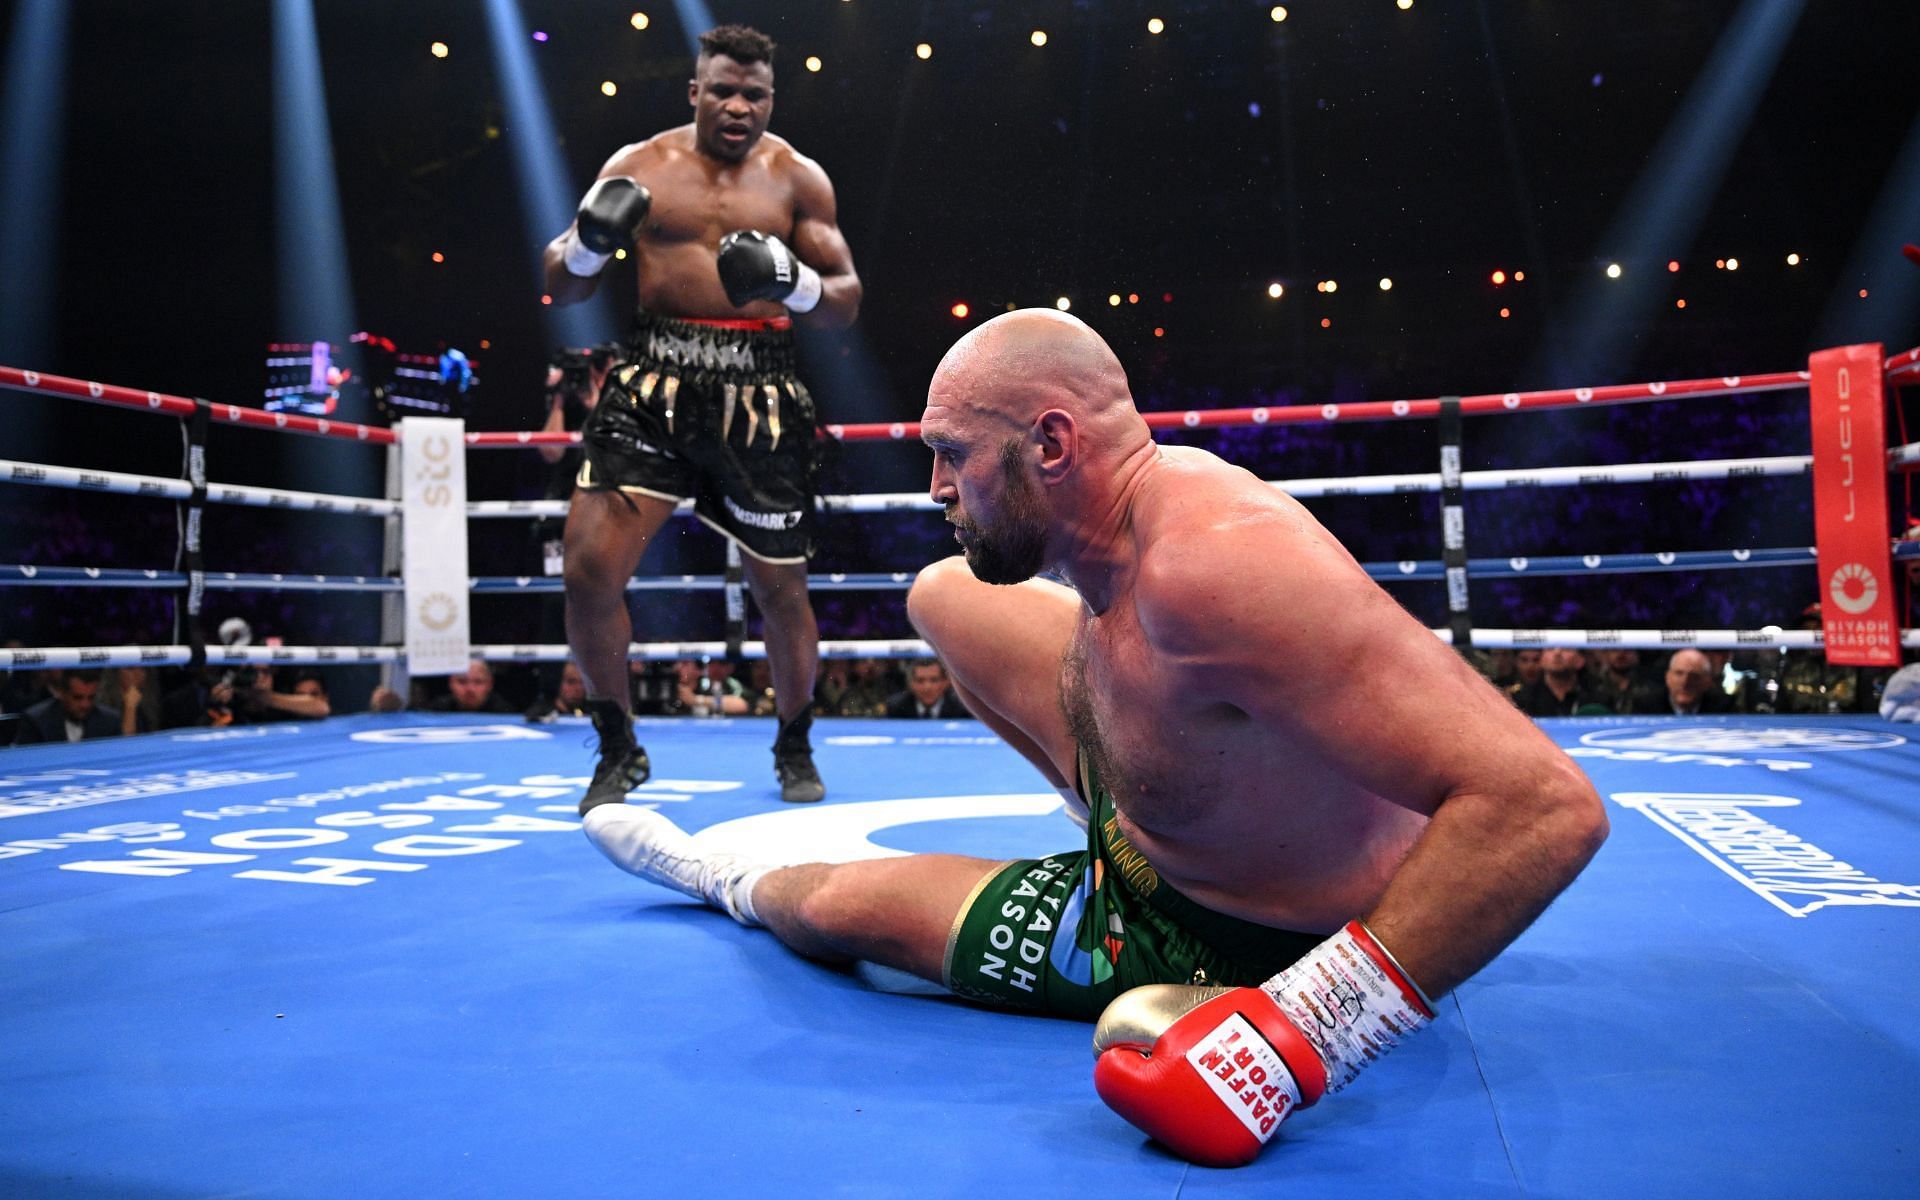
[577,310,819,564]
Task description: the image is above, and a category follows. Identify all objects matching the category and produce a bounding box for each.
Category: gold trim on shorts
[942,861,1015,989]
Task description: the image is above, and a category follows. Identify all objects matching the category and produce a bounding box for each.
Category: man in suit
[13,669,122,744]
[884,659,971,720]
[1633,648,1734,715]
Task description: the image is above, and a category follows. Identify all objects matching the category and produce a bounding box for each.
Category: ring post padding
[184,401,211,672]
[1437,396,1472,654]
[724,540,746,661]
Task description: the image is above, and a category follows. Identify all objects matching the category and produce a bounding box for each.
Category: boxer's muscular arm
[543,145,646,305]
[1140,522,1607,999]
[785,154,861,330]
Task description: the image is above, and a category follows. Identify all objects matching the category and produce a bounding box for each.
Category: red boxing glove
[1093,985,1328,1168]
[1092,921,1433,1167]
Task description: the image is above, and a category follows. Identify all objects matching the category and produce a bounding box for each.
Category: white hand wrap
[784,260,823,313]
[1258,920,1434,1091]
[561,230,613,278]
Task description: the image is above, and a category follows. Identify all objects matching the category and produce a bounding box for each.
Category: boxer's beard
[953,441,1048,585]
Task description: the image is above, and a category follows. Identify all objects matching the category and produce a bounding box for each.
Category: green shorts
[941,751,1323,1020]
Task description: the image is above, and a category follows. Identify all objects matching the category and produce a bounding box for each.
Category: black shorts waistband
[625,309,798,379]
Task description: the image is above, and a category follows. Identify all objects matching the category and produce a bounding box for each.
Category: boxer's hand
[1094,921,1434,1167]
[565,178,652,276]
[1092,984,1326,1168]
[716,229,822,312]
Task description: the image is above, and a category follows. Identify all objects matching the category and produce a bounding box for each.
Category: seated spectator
[527,661,590,721]
[1503,648,1543,700]
[1512,647,1594,717]
[428,658,517,714]
[885,659,972,719]
[13,669,122,744]
[103,666,162,735]
[1586,648,1660,715]
[240,667,332,722]
[163,668,239,728]
[744,660,779,717]
[680,657,750,717]
[833,657,896,717]
[1635,648,1734,715]
[2,646,54,715]
[812,658,854,716]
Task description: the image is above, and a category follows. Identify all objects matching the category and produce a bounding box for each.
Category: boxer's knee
[785,867,899,960]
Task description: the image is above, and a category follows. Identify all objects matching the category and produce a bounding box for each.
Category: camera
[547,343,619,405]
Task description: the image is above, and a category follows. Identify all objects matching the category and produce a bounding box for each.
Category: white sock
[582,805,767,927]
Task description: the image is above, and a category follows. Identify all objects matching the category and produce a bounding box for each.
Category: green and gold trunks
[941,751,1324,1020]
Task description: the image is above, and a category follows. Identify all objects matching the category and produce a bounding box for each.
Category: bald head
[926,309,1141,447]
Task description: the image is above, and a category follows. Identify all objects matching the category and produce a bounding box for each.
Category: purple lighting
[533,31,549,43]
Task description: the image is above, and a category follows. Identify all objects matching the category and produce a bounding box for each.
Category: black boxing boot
[581,699,651,816]
[772,710,825,804]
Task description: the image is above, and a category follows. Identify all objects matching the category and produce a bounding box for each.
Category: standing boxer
[544,24,862,811]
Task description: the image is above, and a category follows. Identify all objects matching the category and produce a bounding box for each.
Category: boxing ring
[1,713,1915,1196]
[3,345,1920,1194]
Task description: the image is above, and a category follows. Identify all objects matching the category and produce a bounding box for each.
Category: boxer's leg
[907,555,1080,787]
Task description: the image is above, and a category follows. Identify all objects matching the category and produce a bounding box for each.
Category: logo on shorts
[644,330,756,374]
[723,497,802,531]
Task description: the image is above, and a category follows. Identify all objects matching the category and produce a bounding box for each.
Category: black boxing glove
[563,177,652,277]
[716,229,822,312]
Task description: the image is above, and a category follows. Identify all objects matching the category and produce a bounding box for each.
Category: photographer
[533,345,616,582]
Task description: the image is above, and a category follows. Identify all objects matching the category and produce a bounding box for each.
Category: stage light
[532,31,547,42]
[1668,260,1680,272]
[1154,327,1165,338]
[1162,292,1173,302]
[1605,263,1622,278]
[951,302,969,319]
[1725,257,1740,270]
[601,80,618,96]
[1378,277,1393,291]
[1108,294,1121,306]
[1715,258,1726,269]
[1055,296,1071,310]
[541,294,552,305]
[480,339,491,349]
[431,251,444,263]
[630,12,649,30]
[614,249,627,260]
[1319,318,1331,328]
[1323,279,1337,293]
[431,41,449,58]
[1267,282,1284,299]
[805,56,822,72]
[1786,252,1800,265]
[1676,299,1687,308]
[1397,0,1413,9]
[1128,293,1139,304]
[1148,18,1165,34]
[915,43,932,60]
[1860,289,1870,298]
[1499,308,1511,318]
[1491,269,1506,285]
[1513,270,1525,281]
[1271,6,1288,21]
[1031,30,1048,47]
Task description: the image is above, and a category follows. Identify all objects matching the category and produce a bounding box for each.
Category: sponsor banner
[1807,345,1899,667]
[1611,791,1920,917]
[401,417,470,675]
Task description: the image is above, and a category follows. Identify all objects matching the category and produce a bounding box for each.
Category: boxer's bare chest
[637,151,795,248]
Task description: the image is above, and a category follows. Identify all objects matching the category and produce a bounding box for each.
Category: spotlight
[1860,289,1870,299]
[1397,0,1413,9]
[1154,327,1165,338]
[431,41,449,58]
[1513,271,1525,282]
[480,339,491,349]
[1271,6,1288,21]
[1377,277,1392,291]
[1715,258,1726,269]
[1491,269,1506,285]
[1323,279,1338,293]
[615,249,627,260]
[541,294,553,305]
[1676,299,1687,309]
[601,81,618,96]
[1786,252,1801,266]
[1267,282,1284,299]
[1108,294,1121,306]
[630,12,649,30]
[1031,30,1048,47]
[1667,260,1680,272]
[805,56,823,73]
[431,251,445,263]
[1319,318,1331,328]
[1055,296,1071,310]
[1605,263,1622,279]
[950,302,969,319]
[916,43,933,60]
[1128,293,1139,304]
[1725,257,1739,271]
[1162,292,1172,302]
[532,31,548,43]
[1499,307,1511,318]
[1148,18,1165,34]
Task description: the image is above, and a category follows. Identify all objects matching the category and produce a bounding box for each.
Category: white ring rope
[10,628,1918,671]
[0,458,398,516]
